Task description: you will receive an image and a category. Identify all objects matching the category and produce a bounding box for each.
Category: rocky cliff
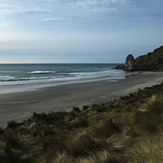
[135,46,163,71]
[115,45,163,71]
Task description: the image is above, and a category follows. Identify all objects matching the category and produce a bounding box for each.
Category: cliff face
[135,46,163,71]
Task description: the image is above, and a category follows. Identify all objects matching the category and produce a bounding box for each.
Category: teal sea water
[0,64,125,86]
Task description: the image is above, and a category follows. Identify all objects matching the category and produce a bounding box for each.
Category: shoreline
[0,71,163,126]
[0,69,125,95]
[0,77,123,95]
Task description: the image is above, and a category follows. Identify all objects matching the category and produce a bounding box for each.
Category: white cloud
[0,2,44,16]
[43,17,62,21]
[69,0,129,13]
[0,0,129,18]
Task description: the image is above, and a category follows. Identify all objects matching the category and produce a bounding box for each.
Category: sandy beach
[0,71,163,126]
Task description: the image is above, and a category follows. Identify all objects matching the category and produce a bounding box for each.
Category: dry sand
[0,71,163,126]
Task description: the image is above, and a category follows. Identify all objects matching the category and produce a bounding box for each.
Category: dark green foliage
[42,125,54,136]
[7,120,19,129]
[5,131,20,147]
[68,117,88,129]
[0,147,20,163]
[73,106,80,112]
[32,111,68,125]
[42,137,66,156]
[135,46,163,71]
[82,105,89,110]
[0,127,4,135]
[92,103,107,112]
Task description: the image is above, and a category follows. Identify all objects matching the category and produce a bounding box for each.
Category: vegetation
[0,83,163,162]
[115,45,163,71]
[135,45,163,71]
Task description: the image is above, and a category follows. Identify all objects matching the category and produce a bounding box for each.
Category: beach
[0,71,163,126]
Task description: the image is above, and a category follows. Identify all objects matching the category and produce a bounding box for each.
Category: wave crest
[29,71,54,74]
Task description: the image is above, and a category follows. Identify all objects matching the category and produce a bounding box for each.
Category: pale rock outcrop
[125,54,135,71]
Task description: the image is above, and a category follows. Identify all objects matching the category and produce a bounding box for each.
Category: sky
[0,0,163,63]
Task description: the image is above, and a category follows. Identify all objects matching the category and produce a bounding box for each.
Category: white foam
[29,71,54,74]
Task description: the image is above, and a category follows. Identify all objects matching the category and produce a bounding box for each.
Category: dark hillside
[135,46,163,71]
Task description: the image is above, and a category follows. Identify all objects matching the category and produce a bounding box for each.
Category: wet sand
[0,71,163,126]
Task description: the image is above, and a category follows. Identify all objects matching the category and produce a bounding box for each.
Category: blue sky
[0,0,163,63]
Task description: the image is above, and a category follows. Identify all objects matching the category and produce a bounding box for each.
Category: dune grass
[0,83,163,162]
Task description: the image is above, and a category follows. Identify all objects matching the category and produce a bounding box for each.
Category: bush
[68,117,88,129]
[0,146,20,163]
[83,105,90,111]
[43,126,54,136]
[73,107,80,112]
[42,137,66,157]
[0,127,4,135]
[5,131,20,147]
[92,104,107,112]
[7,120,19,129]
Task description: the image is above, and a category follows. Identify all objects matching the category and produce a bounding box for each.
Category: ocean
[0,64,126,93]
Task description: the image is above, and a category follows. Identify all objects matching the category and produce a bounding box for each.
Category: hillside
[115,45,163,71]
[135,46,163,71]
[0,82,163,162]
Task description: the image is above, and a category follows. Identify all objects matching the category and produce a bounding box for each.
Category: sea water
[0,64,126,93]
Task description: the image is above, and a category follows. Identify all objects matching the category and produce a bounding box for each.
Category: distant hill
[115,45,163,71]
[135,46,163,71]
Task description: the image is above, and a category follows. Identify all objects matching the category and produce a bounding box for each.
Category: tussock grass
[54,153,74,163]
[143,95,163,115]
[1,83,163,162]
[130,133,163,163]
[77,150,121,163]
[68,117,88,129]
[68,133,106,158]
[93,117,121,138]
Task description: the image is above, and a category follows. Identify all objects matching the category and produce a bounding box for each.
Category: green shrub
[5,131,20,147]
[42,136,66,157]
[0,127,4,135]
[43,126,54,136]
[7,120,19,129]
[73,107,80,112]
[83,105,90,111]
[68,117,88,129]
[0,146,20,163]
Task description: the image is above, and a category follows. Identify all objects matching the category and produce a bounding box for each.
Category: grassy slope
[0,83,163,163]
